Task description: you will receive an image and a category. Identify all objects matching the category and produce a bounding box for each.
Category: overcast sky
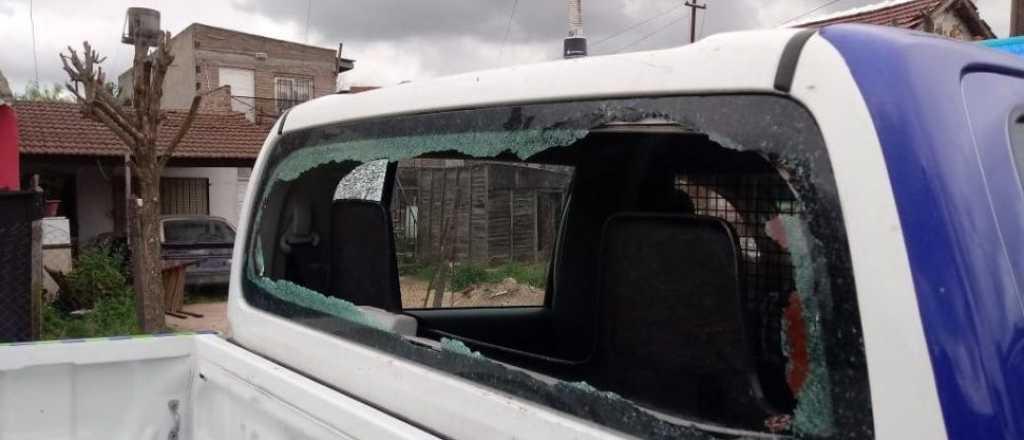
[0,0,1012,94]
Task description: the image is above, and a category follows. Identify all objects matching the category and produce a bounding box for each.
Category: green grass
[42,293,140,340]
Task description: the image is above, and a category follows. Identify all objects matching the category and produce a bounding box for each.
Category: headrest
[330,199,402,312]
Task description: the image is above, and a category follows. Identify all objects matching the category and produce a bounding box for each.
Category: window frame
[241,94,874,439]
[274,76,314,113]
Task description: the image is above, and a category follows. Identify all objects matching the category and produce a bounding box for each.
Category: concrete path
[167,302,230,337]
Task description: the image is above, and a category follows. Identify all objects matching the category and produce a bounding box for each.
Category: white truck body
[8,24,1023,439]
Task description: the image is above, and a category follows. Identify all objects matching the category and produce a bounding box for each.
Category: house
[118,23,355,125]
[791,0,996,41]
[391,159,573,264]
[14,100,271,245]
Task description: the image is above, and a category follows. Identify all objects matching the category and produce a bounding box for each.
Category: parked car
[160,215,236,288]
[3,25,1024,439]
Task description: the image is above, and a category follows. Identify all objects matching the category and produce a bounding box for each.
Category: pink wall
[0,106,19,190]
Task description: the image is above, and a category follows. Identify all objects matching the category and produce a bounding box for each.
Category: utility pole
[685,0,707,43]
[1013,0,1024,37]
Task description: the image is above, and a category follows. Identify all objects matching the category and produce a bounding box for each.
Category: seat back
[330,199,402,312]
[595,213,771,424]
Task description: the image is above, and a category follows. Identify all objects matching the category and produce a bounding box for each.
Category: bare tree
[60,33,200,331]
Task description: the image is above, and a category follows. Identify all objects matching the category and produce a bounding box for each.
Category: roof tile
[12,101,272,160]
[796,0,944,28]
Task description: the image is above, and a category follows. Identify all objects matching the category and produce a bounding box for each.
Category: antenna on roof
[563,0,587,58]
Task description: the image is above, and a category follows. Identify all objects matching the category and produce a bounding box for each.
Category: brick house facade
[119,23,353,124]
[791,0,996,41]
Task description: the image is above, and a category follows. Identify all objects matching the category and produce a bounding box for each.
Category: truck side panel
[0,335,436,440]
[822,24,1024,440]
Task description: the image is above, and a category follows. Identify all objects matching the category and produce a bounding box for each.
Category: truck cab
[3,24,1023,439]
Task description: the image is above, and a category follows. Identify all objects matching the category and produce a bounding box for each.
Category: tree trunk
[132,166,165,331]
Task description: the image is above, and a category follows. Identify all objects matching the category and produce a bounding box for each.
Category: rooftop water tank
[121,7,162,47]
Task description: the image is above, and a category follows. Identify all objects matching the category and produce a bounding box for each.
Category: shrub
[42,293,139,340]
[58,246,130,311]
[42,246,140,340]
[496,262,548,289]
[450,264,489,291]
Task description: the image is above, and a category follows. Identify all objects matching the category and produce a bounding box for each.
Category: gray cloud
[0,0,1012,93]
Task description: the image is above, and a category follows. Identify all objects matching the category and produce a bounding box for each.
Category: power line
[498,0,519,64]
[615,12,692,53]
[304,0,313,43]
[29,0,39,84]
[778,0,847,26]
[591,2,689,48]
[697,3,709,39]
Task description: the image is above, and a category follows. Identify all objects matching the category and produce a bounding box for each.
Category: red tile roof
[13,101,272,160]
[795,0,944,28]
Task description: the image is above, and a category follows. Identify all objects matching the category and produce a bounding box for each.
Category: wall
[162,167,241,226]
[160,28,197,109]
[198,85,233,113]
[117,27,196,108]
[190,24,337,105]
[920,9,978,41]
[75,166,114,243]
[73,165,243,243]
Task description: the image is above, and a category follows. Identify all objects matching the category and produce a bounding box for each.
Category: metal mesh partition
[675,173,802,379]
[675,174,801,297]
[0,191,43,342]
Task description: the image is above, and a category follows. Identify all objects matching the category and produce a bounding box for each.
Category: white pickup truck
[4,25,1024,440]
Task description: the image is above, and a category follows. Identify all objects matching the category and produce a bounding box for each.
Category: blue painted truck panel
[822,24,1024,439]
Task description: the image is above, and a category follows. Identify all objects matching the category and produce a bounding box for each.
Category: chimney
[563,0,587,58]
[1013,0,1024,36]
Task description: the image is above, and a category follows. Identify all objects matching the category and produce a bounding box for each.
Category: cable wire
[615,11,692,53]
[697,3,709,39]
[497,0,519,64]
[29,0,39,85]
[591,2,689,48]
[778,0,847,26]
[304,0,313,43]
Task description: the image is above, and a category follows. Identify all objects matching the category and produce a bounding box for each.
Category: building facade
[14,101,271,244]
[791,0,996,41]
[119,23,354,124]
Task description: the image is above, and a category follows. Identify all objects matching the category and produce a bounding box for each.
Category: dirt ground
[401,276,544,309]
[166,302,230,337]
[169,276,543,335]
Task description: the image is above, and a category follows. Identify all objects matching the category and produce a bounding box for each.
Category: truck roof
[281,28,806,134]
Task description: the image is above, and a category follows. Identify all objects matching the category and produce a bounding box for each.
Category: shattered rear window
[243,95,873,439]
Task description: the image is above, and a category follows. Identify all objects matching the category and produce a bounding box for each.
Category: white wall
[162,167,241,226]
[76,166,114,243]
[73,165,244,243]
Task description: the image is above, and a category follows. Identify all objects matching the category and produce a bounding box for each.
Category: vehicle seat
[592,213,775,427]
[330,199,402,312]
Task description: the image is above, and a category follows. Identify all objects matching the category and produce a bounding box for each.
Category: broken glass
[242,95,872,439]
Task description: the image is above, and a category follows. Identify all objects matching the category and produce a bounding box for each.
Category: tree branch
[60,43,145,150]
[159,95,202,168]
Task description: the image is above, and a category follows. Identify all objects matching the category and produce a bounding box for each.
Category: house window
[274,77,313,113]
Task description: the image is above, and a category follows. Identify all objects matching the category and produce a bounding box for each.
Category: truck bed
[0,334,436,440]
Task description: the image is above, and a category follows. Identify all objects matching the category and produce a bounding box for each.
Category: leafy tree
[17,81,69,102]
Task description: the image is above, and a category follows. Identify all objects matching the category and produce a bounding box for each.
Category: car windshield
[164,219,235,244]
